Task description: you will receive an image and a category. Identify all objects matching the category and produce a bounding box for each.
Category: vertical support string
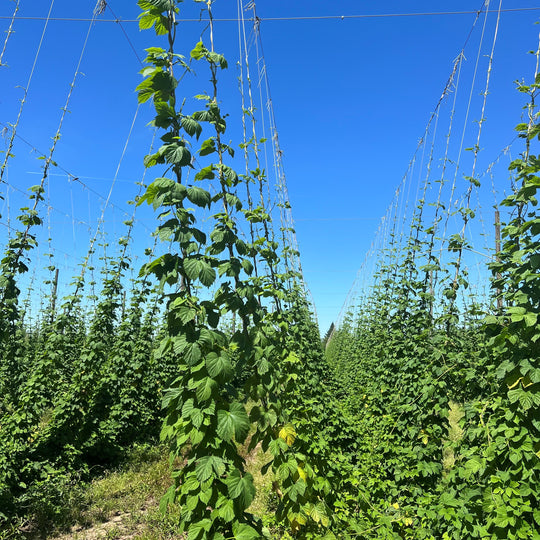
[0,0,20,67]
[0,0,55,185]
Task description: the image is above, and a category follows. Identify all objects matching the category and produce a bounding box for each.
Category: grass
[240,439,278,525]
[43,444,182,540]
[37,437,277,540]
[442,401,465,471]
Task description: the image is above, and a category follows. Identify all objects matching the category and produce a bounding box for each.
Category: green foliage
[1,5,538,540]
[324,73,540,540]
[432,76,540,540]
[0,218,172,530]
[133,3,346,539]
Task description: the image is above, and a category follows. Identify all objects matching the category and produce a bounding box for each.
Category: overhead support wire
[66,100,146,309]
[104,3,144,65]
[0,120,153,233]
[2,7,540,23]
[438,0,494,274]
[449,0,504,302]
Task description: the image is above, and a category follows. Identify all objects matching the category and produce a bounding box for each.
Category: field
[0,1,539,539]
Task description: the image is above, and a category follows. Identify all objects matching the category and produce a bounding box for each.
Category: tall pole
[495,208,503,311]
[50,268,59,323]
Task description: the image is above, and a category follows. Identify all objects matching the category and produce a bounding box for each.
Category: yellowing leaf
[507,375,523,390]
[297,465,307,481]
[392,502,400,509]
[289,512,307,533]
[307,502,328,524]
[279,423,296,446]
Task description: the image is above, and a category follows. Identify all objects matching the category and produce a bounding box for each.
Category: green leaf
[184,258,201,281]
[223,192,242,210]
[153,101,177,129]
[181,116,203,139]
[164,143,192,167]
[139,12,159,30]
[196,376,217,401]
[208,51,228,69]
[195,165,215,181]
[524,312,538,327]
[198,261,216,286]
[214,496,235,522]
[138,0,174,11]
[241,259,254,275]
[206,352,233,380]
[232,523,260,540]
[191,407,204,428]
[136,81,156,104]
[219,165,238,185]
[159,485,176,513]
[188,518,212,540]
[206,308,220,328]
[235,239,248,255]
[518,389,534,410]
[195,456,225,483]
[199,138,216,156]
[182,398,195,417]
[187,186,211,208]
[172,334,188,354]
[171,300,197,324]
[463,456,484,479]
[307,501,328,524]
[217,402,250,442]
[191,41,206,60]
[137,71,176,103]
[182,474,200,494]
[137,177,175,206]
[226,470,256,510]
[143,149,165,168]
[185,343,202,366]
[286,479,306,502]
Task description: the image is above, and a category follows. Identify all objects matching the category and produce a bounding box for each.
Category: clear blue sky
[1,1,540,333]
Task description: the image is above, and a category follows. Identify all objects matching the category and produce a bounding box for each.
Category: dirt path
[52,511,142,540]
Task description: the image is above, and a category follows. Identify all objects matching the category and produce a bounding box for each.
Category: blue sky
[1,0,540,332]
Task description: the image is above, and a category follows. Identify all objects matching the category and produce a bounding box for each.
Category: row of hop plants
[0,220,176,528]
[325,72,540,539]
[130,2,369,538]
[0,1,361,538]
